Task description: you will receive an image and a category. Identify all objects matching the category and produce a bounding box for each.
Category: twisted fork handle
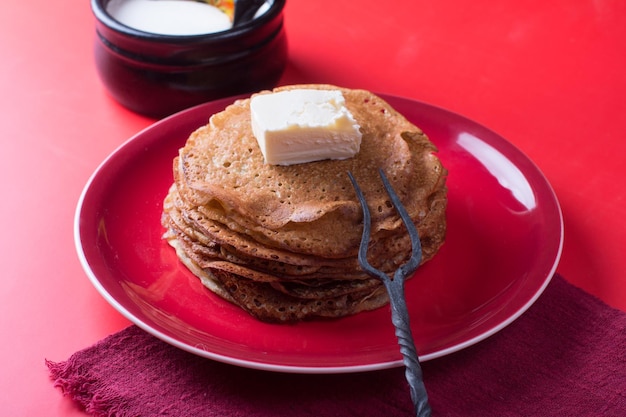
[384,275,431,417]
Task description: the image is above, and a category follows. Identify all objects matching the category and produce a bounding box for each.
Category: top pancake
[175,84,445,258]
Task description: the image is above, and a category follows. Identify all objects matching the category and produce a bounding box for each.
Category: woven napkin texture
[47,275,626,416]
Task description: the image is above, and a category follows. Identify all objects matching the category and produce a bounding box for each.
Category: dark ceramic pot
[91,0,287,118]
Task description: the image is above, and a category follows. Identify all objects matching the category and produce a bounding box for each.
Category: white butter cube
[250,89,362,165]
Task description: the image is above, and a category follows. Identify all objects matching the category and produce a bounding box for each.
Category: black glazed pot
[91,0,287,118]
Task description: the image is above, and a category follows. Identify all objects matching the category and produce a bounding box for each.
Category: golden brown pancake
[162,84,447,323]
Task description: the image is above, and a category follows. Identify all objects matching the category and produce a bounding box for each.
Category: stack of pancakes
[162,85,447,323]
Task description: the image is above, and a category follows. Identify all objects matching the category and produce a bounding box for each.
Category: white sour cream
[106,0,233,36]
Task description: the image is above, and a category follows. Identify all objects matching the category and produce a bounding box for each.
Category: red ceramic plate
[75,94,563,373]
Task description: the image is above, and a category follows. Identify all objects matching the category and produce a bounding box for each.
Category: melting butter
[250,89,362,166]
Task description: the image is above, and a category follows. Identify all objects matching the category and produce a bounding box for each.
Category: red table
[1,1,624,415]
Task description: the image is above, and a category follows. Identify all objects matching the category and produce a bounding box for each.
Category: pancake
[162,84,447,323]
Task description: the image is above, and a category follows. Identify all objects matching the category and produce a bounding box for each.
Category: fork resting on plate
[348,169,432,417]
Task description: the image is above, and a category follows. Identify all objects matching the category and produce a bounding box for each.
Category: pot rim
[91,0,286,43]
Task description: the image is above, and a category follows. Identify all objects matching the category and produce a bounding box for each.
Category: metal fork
[348,169,432,417]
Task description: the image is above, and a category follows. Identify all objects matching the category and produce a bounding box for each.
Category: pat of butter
[250,89,362,165]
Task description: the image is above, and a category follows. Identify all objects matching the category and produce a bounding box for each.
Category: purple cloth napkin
[47,275,626,416]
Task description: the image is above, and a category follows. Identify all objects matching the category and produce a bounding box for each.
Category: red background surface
[1,1,624,415]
